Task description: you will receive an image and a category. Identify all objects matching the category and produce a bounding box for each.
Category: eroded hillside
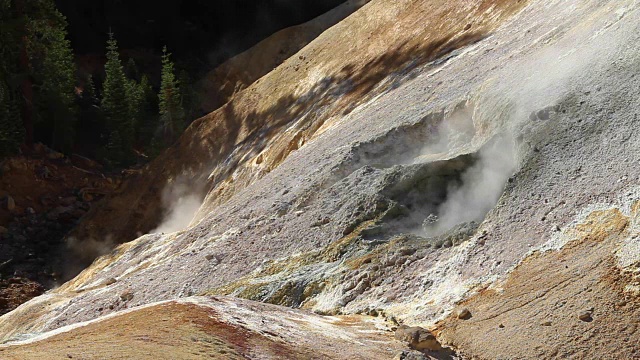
[1,0,640,359]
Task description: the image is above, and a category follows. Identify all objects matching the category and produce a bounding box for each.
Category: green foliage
[125,58,139,82]
[101,34,135,165]
[25,0,77,152]
[75,74,105,157]
[1,1,195,164]
[0,78,23,156]
[137,75,159,146]
[0,0,76,155]
[0,0,23,156]
[157,46,185,147]
[83,75,97,104]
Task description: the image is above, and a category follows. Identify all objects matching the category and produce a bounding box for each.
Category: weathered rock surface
[0,296,403,359]
[395,325,442,351]
[1,0,640,358]
[197,0,372,114]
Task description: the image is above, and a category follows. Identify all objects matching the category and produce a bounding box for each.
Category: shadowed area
[64,0,527,280]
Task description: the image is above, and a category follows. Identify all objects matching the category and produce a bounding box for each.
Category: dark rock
[578,310,593,322]
[456,308,471,320]
[394,325,442,351]
[393,350,429,360]
[120,290,134,302]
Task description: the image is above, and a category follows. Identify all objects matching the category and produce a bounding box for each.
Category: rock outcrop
[1,0,640,358]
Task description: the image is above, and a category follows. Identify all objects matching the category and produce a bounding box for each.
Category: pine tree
[125,58,139,82]
[0,0,24,155]
[137,75,159,146]
[157,46,184,146]
[101,33,134,165]
[0,78,23,156]
[75,74,105,158]
[27,0,77,152]
[126,77,144,134]
[83,75,97,104]
[0,0,76,154]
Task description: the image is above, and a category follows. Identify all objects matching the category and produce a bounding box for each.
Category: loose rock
[393,350,429,360]
[578,310,593,322]
[120,290,134,302]
[456,308,471,320]
[394,325,442,351]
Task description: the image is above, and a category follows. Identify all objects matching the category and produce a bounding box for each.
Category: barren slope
[1,0,640,359]
[66,0,526,255]
[0,296,404,359]
[197,0,371,114]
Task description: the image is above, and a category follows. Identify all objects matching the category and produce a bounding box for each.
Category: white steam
[417,1,635,237]
[415,106,475,160]
[151,179,203,234]
[424,136,516,236]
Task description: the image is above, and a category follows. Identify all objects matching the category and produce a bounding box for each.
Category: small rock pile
[0,277,44,315]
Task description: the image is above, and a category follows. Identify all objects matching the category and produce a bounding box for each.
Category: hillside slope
[1,0,640,358]
[197,0,371,114]
[0,297,403,359]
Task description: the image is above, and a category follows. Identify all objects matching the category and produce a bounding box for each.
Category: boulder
[394,325,442,351]
[578,310,593,322]
[393,350,429,360]
[456,308,472,320]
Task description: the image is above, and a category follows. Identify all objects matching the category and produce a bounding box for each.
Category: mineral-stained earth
[1,0,639,358]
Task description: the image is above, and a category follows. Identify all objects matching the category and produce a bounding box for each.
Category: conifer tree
[75,74,105,157]
[0,78,23,156]
[0,0,76,154]
[137,75,159,146]
[83,75,97,104]
[27,0,77,152]
[101,33,134,164]
[125,58,139,82]
[0,0,23,155]
[126,77,144,132]
[157,46,184,146]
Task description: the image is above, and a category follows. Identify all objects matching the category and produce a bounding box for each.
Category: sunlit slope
[0,297,402,359]
[68,0,527,252]
[2,0,640,359]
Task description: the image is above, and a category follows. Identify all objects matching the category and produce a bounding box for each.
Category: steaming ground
[422,136,517,237]
[1,1,640,359]
[151,181,203,234]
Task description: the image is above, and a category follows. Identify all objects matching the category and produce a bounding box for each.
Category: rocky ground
[0,145,120,315]
[0,0,639,358]
[0,296,410,360]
